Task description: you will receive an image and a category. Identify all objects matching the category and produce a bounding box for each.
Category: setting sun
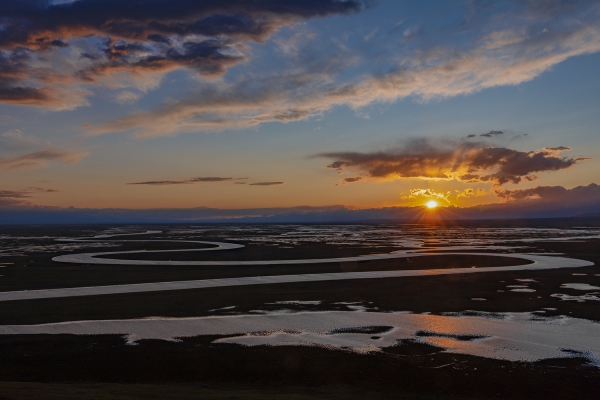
[426,200,438,209]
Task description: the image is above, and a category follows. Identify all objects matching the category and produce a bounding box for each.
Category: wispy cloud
[0,130,43,152]
[479,130,504,138]
[127,176,279,186]
[0,149,88,172]
[0,189,31,199]
[0,187,58,207]
[318,139,589,186]
[86,1,600,136]
[128,177,234,186]
[115,91,143,105]
[249,181,285,186]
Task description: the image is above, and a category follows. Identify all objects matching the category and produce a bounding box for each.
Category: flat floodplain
[1,223,599,400]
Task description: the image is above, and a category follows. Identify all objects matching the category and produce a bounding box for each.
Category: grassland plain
[0,224,599,399]
[0,382,474,400]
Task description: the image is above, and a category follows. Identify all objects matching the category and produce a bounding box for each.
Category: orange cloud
[455,188,489,198]
[401,188,452,205]
[319,140,588,186]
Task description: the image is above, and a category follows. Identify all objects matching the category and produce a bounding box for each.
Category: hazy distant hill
[3,203,600,224]
[576,212,600,217]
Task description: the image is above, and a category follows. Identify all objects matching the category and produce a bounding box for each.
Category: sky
[1,0,600,222]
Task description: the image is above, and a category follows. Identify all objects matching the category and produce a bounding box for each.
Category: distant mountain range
[2,203,600,224]
[576,212,600,217]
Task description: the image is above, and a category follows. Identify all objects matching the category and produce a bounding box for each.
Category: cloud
[343,177,362,183]
[27,187,60,193]
[2,182,600,220]
[0,0,597,131]
[0,1,365,49]
[0,193,31,207]
[400,187,490,203]
[465,130,520,140]
[4,182,599,220]
[0,148,88,172]
[451,182,600,218]
[318,139,588,186]
[0,130,43,152]
[545,146,571,152]
[115,90,142,105]
[480,130,504,138]
[0,0,365,109]
[0,187,57,207]
[495,183,600,203]
[87,1,600,136]
[0,50,56,106]
[0,46,92,109]
[249,181,285,186]
[455,188,489,198]
[401,188,451,202]
[128,176,234,185]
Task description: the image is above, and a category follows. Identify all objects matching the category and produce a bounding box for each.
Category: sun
[426,200,438,209]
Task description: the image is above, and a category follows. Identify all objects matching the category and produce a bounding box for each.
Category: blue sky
[1,0,599,218]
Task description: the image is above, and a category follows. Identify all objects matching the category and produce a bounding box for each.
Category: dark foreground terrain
[1,334,598,400]
[0,223,599,399]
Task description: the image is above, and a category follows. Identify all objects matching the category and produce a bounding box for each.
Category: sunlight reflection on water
[1,310,599,366]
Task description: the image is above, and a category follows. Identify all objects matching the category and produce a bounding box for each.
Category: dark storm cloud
[319,139,588,186]
[249,181,285,186]
[0,0,366,106]
[128,177,234,186]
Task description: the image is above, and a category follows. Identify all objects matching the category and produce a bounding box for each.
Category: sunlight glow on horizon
[426,200,438,209]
